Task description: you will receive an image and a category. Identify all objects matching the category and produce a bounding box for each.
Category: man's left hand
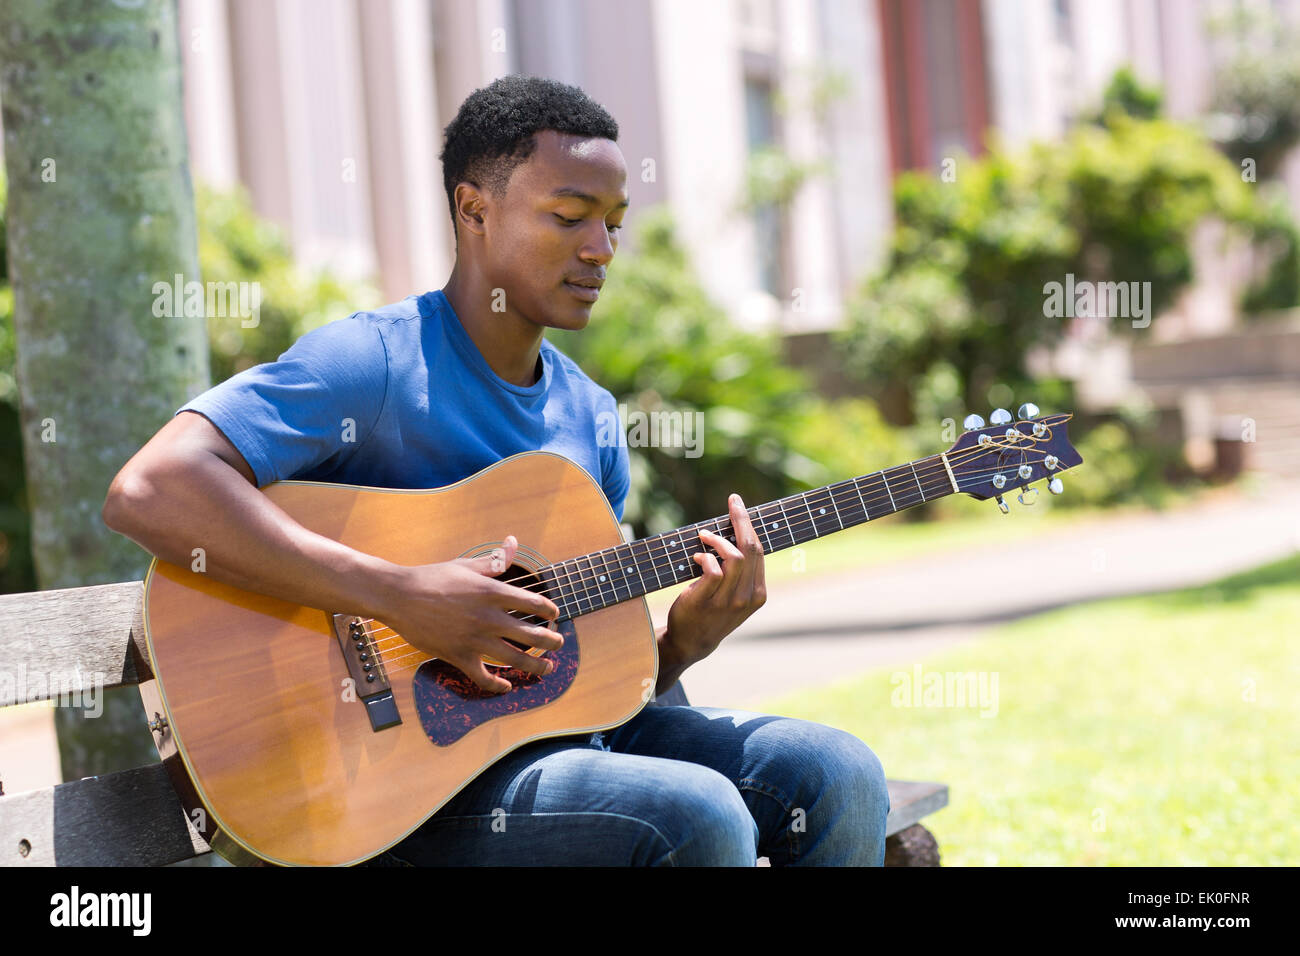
[659,493,767,688]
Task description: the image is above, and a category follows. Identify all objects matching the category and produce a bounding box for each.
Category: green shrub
[196,184,380,379]
[550,206,912,535]
[837,106,1294,420]
[1206,6,1300,182]
[1053,413,1192,510]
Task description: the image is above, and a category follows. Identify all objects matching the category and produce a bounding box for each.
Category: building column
[358,0,451,299]
[178,0,240,190]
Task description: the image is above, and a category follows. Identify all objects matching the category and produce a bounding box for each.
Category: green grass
[759,553,1300,865]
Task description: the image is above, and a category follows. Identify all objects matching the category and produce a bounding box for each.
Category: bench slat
[885,780,948,837]
[0,581,151,706]
[0,762,206,866]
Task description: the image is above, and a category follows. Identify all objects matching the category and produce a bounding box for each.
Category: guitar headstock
[943,404,1084,511]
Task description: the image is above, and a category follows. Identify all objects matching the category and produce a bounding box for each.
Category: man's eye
[555,214,623,232]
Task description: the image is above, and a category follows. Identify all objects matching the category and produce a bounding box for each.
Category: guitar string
[360,456,1049,680]
[353,439,1051,664]
[357,452,1036,672]
[353,442,1005,651]
[351,432,1047,642]
[353,454,1054,678]
[356,457,973,675]
[358,433,1051,640]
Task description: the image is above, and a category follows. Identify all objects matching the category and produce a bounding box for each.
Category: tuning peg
[995,495,1009,514]
[1048,477,1064,495]
[963,414,985,431]
[1018,486,1038,506]
[989,408,1012,425]
[1017,402,1040,420]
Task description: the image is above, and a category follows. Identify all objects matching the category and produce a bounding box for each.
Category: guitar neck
[540,452,959,621]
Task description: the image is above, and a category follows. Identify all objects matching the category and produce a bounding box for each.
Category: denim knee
[650,764,758,866]
[806,729,890,863]
[827,732,889,819]
[745,721,889,865]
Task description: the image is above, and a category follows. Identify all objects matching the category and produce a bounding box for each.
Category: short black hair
[439,74,620,241]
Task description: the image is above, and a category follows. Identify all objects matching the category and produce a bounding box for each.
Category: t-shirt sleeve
[597,390,631,523]
[175,315,389,487]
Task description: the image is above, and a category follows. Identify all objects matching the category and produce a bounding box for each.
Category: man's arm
[103,411,397,618]
[102,411,562,692]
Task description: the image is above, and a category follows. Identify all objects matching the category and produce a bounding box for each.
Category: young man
[103,75,889,866]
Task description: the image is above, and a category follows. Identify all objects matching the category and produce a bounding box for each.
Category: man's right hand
[379,534,563,694]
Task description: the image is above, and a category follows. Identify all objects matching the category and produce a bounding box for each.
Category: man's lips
[564,279,602,302]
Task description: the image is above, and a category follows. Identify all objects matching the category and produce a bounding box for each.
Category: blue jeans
[366,705,890,866]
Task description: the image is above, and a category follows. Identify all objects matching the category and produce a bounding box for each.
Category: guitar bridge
[330,613,402,732]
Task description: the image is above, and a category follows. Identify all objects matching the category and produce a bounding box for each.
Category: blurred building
[178,0,1300,333]
[176,0,1300,474]
[178,0,893,332]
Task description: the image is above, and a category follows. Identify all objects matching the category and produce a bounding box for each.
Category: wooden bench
[0,580,948,866]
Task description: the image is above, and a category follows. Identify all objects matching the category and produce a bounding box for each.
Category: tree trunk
[0,0,208,784]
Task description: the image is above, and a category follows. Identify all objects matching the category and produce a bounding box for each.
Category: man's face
[479,129,629,331]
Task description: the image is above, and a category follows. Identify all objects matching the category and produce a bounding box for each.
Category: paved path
[646,478,1300,709]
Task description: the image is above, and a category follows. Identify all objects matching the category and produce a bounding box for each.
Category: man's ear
[454,182,488,235]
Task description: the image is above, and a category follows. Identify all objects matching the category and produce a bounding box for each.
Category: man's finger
[692,549,725,602]
[460,657,512,694]
[476,637,555,677]
[698,527,744,606]
[471,534,518,576]
[728,494,760,542]
[494,610,565,652]
[494,584,559,624]
[728,494,764,603]
[698,527,743,562]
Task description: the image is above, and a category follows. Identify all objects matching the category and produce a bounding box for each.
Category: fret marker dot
[677,564,685,571]
[599,575,606,582]
[625,566,631,573]
[819,508,826,514]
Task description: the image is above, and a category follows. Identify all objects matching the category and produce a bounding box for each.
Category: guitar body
[137,407,1083,866]
[141,451,658,866]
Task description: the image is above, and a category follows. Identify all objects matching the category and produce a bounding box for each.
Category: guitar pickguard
[412,618,580,747]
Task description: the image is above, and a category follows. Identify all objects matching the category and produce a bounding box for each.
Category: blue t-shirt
[176,289,630,522]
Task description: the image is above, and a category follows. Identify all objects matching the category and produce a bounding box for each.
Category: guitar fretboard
[536,452,957,622]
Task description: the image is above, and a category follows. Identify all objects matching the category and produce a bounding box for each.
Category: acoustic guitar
[139,405,1082,865]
